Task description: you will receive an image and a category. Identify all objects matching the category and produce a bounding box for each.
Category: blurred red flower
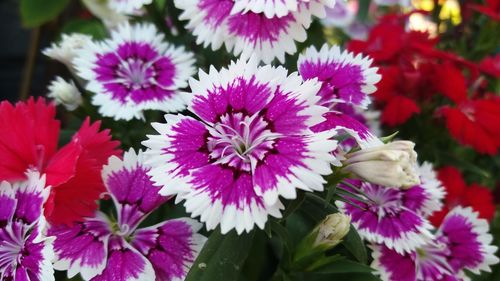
[429,166,496,226]
[0,98,121,225]
[439,97,500,155]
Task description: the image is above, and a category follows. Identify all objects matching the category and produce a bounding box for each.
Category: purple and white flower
[0,171,54,281]
[371,206,500,281]
[74,23,195,120]
[48,149,206,281]
[298,44,382,149]
[143,58,338,234]
[174,0,332,63]
[298,44,381,109]
[232,0,336,18]
[339,162,444,254]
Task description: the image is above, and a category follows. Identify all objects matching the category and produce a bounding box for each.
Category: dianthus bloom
[75,23,195,120]
[429,166,496,226]
[372,207,499,281]
[174,0,333,63]
[0,172,54,281]
[297,44,382,148]
[143,58,338,234]
[0,98,121,224]
[339,163,444,254]
[48,149,206,281]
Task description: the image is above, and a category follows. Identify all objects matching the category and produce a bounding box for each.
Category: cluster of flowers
[347,12,500,156]
[0,99,205,281]
[1,1,498,281]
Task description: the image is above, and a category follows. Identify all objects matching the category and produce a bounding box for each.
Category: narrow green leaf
[324,185,337,206]
[379,131,399,144]
[20,0,70,27]
[342,225,368,263]
[185,229,255,281]
[282,191,306,219]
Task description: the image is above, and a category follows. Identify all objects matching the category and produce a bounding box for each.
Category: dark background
[0,0,70,103]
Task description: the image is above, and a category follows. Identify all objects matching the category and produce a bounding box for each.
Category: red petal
[437,166,466,203]
[0,98,60,181]
[373,67,399,102]
[45,154,104,225]
[441,106,498,155]
[71,117,121,166]
[479,55,500,78]
[463,184,496,221]
[45,142,82,187]
[45,118,121,225]
[428,207,449,227]
[381,96,421,126]
[433,62,467,104]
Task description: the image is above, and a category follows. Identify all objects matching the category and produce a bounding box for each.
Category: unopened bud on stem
[343,141,420,188]
[294,213,351,268]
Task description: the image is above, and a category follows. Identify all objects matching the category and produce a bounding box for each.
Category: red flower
[439,97,500,155]
[429,166,496,226]
[381,95,421,126]
[0,98,121,225]
[432,62,468,104]
[348,13,437,64]
[479,54,500,78]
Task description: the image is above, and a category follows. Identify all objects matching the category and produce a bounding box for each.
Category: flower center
[363,183,402,217]
[118,57,154,88]
[207,112,280,172]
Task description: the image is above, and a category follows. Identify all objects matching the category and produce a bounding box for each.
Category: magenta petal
[49,213,112,280]
[340,180,433,253]
[372,245,417,281]
[0,187,15,224]
[103,151,169,232]
[312,112,382,149]
[438,207,499,274]
[91,236,155,281]
[132,218,206,281]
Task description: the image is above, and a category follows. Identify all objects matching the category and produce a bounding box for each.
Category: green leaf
[313,259,374,274]
[61,19,108,39]
[185,229,255,281]
[356,0,370,22]
[379,131,399,143]
[300,193,338,222]
[282,191,306,219]
[20,0,70,27]
[342,225,368,263]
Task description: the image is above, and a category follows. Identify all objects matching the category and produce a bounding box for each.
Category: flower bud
[47,77,82,111]
[313,213,351,248]
[343,141,420,188]
[43,33,92,66]
[294,213,351,266]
